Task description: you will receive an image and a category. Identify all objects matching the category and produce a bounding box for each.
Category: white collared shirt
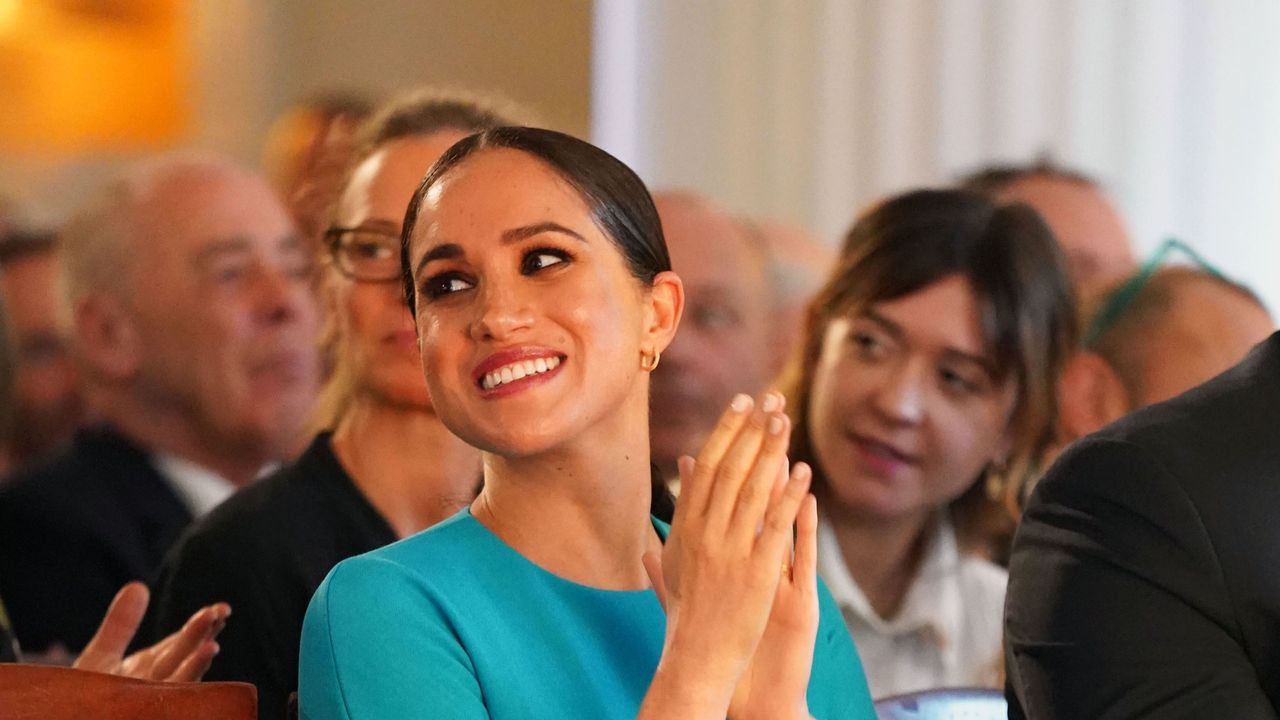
[817,513,1006,700]
[151,453,238,518]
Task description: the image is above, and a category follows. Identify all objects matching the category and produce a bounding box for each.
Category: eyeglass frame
[323,225,403,283]
[1083,238,1226,348]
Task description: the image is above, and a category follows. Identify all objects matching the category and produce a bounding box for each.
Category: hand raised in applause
[73,581,230,682]
[638,391,816,720]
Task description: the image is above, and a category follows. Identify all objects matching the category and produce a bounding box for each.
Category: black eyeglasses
[1083,238,1226,348]
[324,226,402,283]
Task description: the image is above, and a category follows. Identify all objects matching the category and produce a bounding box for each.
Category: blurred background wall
[1,0,1276,309]
[594,0,1280,311]
[0,0,590,224]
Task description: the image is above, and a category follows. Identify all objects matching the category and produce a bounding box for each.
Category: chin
[828,481,916,520]
[443,415,568,458]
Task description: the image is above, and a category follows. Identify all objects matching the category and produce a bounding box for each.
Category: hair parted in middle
[399,126,671,313]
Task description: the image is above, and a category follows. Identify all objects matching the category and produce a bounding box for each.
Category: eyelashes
[418,246,575,302]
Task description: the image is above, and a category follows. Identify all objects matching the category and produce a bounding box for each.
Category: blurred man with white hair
[0,154,321,656]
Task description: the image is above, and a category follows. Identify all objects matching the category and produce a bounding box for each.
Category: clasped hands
[641,392,819,720]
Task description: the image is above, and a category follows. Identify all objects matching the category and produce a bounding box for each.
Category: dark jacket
[0,424,191,654]
[138,433,396,720]
[1005,332,1280,719]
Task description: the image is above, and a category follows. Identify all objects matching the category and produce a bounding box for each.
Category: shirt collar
[816,512,966,666]
[150,453,241,517]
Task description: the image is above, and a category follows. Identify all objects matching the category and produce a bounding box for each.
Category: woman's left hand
[645,417,821,720]
[727,487,820,720]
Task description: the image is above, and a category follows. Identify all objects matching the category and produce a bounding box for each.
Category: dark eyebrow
[501,222,585,245]
[415,244,463,277]
[413,222,586,277]
[863,309,996,375]
[863,309,905,340]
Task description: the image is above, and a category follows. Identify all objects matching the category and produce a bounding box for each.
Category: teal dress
[299,509,875,719]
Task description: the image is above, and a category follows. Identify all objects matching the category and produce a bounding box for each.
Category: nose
[468,280,534,342]
[871,358,926,426]
[253,262,313,327]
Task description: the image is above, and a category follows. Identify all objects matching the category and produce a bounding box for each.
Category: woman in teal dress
[299,127,876,719]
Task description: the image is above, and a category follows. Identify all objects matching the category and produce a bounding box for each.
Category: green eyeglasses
[1083,238,1226,348]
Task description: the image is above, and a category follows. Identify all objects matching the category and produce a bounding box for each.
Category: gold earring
[640,350,661,371]
[984,461,1008,501]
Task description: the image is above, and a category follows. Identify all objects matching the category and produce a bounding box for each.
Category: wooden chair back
[0,663,256,720]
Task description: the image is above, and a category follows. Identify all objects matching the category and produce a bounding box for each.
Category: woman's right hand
[638,392,813,719]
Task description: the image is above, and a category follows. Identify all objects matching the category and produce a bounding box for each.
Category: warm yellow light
[0,0,21,35]
[0,0,189,152]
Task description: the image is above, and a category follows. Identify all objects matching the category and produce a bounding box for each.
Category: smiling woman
[298,127,877,719]
[777,189,1076,699]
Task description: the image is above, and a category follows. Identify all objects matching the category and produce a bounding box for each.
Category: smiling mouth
[852,433,921,465]
[479,355,562,391]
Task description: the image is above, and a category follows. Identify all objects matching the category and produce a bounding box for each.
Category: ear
[1057,350,1130,441]
[75,295,142,380]
[643,270,684,355]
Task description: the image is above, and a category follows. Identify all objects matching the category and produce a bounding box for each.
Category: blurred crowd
[0,85,1275,720]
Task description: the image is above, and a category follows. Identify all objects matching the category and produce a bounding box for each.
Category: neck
[823,490,934,619]
[98,392,271,487]
[472,397,661,590]
[331,395,481,538]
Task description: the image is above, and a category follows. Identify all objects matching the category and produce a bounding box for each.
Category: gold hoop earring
[640,350,661,372]
[984,461,1008,502]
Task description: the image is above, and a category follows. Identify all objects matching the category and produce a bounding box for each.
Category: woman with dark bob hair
[776,189,1076,698]
[299,127,876,719]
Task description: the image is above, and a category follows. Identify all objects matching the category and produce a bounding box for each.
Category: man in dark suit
[0,154,321,656]
[1005,331,1280,718]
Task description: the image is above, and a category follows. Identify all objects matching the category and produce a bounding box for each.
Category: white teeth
[482,356,562,390]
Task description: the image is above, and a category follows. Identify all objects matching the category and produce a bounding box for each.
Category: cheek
[417,317,455,390]
[808,350,863,426]
[930,403,1005,489]
[344,286,388,344]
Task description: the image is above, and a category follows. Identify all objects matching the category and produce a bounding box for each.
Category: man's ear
[1058,350,1130,441]
[644,270,684,354]
[74,295,141,380]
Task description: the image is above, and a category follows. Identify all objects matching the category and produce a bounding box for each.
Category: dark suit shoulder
[1009,334,1280,717]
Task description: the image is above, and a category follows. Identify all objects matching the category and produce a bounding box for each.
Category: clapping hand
[640,392,818,720]
[73,581,230,682]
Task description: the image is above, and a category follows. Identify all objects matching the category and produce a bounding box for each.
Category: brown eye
[521,248,570,274]
[421,272,474,300]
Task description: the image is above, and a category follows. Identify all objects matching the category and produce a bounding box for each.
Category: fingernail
[761,392,780,413]
[768,416,785,435]
[731,394,752,413]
